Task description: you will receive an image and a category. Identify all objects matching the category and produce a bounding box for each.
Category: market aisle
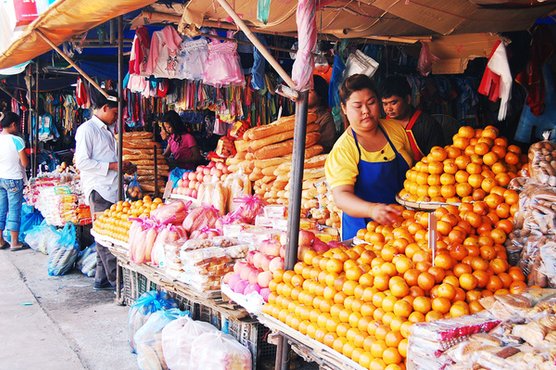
[0,249,136,370]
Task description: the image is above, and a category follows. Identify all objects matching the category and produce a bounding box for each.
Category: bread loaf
[248,123,320,152]
[254,157,289,168]
[234,140,250,153]
[121,132,153,140]
[244,112,317,141]
[124,141,162,149]
[253,132,320,160]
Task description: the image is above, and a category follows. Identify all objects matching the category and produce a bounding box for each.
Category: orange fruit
[453,263,473,277]
[459,273,478,290]
[487,276,503,292]
[483,152,499,166]
[431,297,451,314]
[412,296,432,314]
[450,302,470,318]
[417,272,435,291]
[474,142,490,156]
[383,347,402,365]
[473,270,490,288]
[490,258,509,274]
[468,174,485,189]
[466,162,482,175]
[436,283,457,300]
[509,280,528,294]
[428,161,444,175]
[453,136,471,150]
[504,152,519,165]
[469,300,484,314]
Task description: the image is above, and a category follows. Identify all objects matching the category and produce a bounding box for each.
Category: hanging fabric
[291,0,316,91]
[478,40,512,121]
[202,34,245,87]
[257,0,271,24]
[180,38,208,80]
[145,26,183,79]
[129,26,151,76]
[251,35,268,90]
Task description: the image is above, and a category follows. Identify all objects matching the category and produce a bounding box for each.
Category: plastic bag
[169,168,188,188]
[417,41,440,77]
[129,219,158,264]
[149,200,190,226]
[182,206,220,233]
[24,219,58,254]
[189,331,252,370]
[47,222,79,276]
[127,174,143,200]
[128,290,177,353]
[151,225,187,267]
[161,316,219,370]
[75,243,97,277]
[528,132,556,187]
[230,195,265,224]
[134,308,188,370]
[344,50,379,79]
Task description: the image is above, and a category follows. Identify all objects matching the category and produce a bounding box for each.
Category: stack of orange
[399,125,525,204]
[262,204,525,370]
[93,196,163,241]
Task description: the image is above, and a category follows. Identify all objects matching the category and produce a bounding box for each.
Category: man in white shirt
[75,90,133,290]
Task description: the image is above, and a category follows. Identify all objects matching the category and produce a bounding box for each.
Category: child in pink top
[162,111,201,170]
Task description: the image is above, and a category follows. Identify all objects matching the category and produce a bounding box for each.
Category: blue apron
[342,126,410,240]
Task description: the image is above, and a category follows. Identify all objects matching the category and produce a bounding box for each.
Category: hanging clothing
[129,26,151,76]
[145,26,183,79]
[203,40,245,87]
[179,38,208,80]
[478,41,512,121]
[75,78,89,108]
[515,64,556,143]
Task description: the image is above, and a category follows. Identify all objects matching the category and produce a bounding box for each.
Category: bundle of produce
[400,125,526,204]
[528,133,556,186]
[263,202,523,369]
[93,196,163,242]
[407,289,556,370]
[508,183,556,288]
[121,132,168,193]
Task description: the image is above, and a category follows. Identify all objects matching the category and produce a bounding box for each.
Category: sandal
[10,244,29,252]
[0,243,9,250]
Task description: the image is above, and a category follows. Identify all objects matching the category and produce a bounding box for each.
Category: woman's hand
[369,203,402,225]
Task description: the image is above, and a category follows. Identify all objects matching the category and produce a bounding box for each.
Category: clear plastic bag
[128,291,177,353]
[134,308,188,370]
[47,223,79,276]
[344,50,379,79]
[24,219,58,255]
[189,331,252,370]
[75,243,97,277]
[161,316,219,370]
[528,132,556,187]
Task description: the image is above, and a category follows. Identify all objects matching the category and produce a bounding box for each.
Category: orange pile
[262,204,525,370]
[400,125,525,204]
[93,196,163,241]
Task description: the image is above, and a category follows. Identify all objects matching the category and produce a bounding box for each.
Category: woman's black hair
[339,74,378,105]
[312,75,329,108]
[0,111,19,129]
[162,110,187,143]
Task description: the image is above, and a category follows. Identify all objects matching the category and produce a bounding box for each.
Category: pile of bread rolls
[225,113,341,229]
[121,132,168,193]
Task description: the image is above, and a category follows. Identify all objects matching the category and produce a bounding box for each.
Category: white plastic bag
[161,316,219,370]
[189,331,252,370]
[134,308,187,370]
[344,50,379,78]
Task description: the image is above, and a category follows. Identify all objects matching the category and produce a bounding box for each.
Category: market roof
[161,0,556,38]
[0,0,156,69]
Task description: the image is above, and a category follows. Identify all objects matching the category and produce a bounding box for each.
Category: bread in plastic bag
[24,219,58,255]
[75,243,97,277]
[134,308,188,370]
[189,331,252,370]
[528,132,556,187]
[161,316,219,370]
[128,291,177,353]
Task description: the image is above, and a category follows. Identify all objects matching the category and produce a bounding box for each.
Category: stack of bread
[225,113,341,230]
[226,113,323,199]
[121,132,168,193]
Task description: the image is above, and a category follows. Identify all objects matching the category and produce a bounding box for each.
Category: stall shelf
[258,313,366,370]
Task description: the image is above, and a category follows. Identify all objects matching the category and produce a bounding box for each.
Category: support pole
[213,0,297,90]
[36,29,116,102]
[25,65,33,176]
[117,16,124,201]
[275,90,309,370]
[34,59,39,177]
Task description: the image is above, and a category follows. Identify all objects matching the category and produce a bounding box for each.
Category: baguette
[124,141,162,149]
[254,157,289,168]
[244,112,317,141]
[121,132,153,139]
[249,172,264,182]
[274,153,327,176]
[261,175,276,184]
[123,148,163,156]
[262,165,280,176]
[253,132,320,160]
[248,123,319,152]
[234,140,250,153]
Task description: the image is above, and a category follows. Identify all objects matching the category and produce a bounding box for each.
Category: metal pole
[34,59,39,177]
[275,90,309,370]
[117,16,124,201]
[36,29,115,102]
[25,65,33,176]
[154,145,158,198]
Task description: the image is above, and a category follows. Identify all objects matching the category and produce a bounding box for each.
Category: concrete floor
[0,248,136,370]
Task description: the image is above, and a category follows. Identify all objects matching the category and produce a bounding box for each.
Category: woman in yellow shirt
[325,74,414,240]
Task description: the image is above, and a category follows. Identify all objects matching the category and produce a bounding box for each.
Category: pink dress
[168,133,197,170]
[202,41,245,87]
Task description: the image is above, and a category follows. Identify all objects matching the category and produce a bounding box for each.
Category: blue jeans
[0,179,24,232]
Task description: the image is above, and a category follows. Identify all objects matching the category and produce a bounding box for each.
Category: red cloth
[516,26,555,116]
[478,40,502,102]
